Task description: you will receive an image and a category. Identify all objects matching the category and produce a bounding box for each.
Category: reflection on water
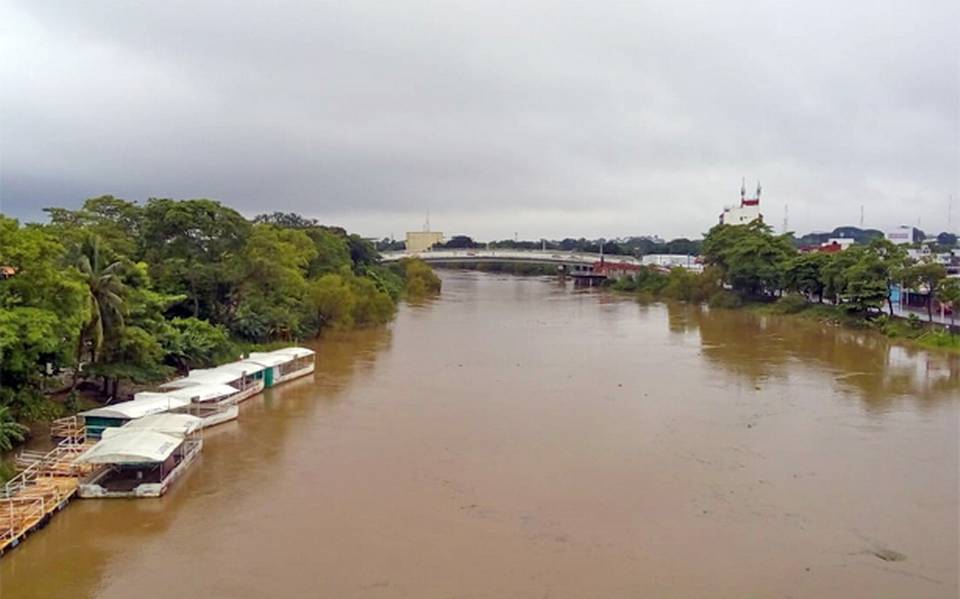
[668,303,959,410]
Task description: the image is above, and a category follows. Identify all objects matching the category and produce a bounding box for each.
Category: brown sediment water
[1,271,957,598]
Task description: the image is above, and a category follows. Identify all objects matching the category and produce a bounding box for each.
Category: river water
[2,271,958,598]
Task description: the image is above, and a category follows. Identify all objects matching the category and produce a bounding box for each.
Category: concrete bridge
[380,249,702,278]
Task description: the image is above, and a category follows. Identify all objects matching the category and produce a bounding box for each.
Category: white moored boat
[78,395,192,439]
[137,383,242,429]
[248,347,315,387]
[160,362,265,402]
[75,413,203,498]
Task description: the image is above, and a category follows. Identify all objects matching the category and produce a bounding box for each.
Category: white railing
[1,438,87,499]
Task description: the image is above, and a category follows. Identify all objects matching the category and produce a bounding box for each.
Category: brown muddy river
[2,271,958,598]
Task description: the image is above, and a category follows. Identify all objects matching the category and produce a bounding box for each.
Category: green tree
[304,228,352,277]
[904,260,948,322]
[838,249,888,313]
[74,236,126,380]
[140,198,251,320]
[784,252,830,302]
[0,217,88,422]
[308,273,356,330]
[866,238,909,316]
[401,258,442,297]
[702,221,794,297]
[159,317,236,371]
[232,225,317,341]
[937,277,960,325]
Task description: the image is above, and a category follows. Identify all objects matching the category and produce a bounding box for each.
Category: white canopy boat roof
[228,359,269,373]
[246,352,293,367]
[102,413,202,438]
[159,369,242,389]
[76,430,184,464]
[162,383,239,403]
[269,347,315,358]
[80,395,191,420]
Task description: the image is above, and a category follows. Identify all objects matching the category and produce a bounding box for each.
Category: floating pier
[0,439,92,555]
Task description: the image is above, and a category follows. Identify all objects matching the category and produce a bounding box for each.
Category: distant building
[405,231,444,253]
[827,238,855,250]
[885,225,923,245]
[907,246,952,266]
[720,180,763,225]
[636,235,665,244]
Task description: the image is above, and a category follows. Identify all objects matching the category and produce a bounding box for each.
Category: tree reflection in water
[666,302,959,410]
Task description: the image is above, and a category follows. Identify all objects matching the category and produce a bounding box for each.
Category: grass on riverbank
[743,297,960,353]
[606,267,959,353]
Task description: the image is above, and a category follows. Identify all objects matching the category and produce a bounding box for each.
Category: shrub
[708,290,742,309]
[401,258,442,296]
[773,294,810,314]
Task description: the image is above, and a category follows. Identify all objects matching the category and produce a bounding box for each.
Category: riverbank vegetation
[611,221,960,352]
[0,198,438,443]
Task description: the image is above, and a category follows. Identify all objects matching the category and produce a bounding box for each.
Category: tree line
[614,221,960,324]
[0,197,440,447]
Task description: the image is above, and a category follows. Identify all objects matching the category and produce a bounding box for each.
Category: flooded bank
[1,271,957,598]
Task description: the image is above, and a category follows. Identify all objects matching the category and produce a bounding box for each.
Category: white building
[720,181,763,225]
[885,225,922,245]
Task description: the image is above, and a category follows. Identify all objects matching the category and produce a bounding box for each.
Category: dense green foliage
[0,198,438,438]
[608,221,958,351]
[400,259,443,297]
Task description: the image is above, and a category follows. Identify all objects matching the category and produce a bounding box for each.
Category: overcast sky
[1,1,957,240]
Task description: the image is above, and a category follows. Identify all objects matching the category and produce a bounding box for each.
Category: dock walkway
[0,439,91,555]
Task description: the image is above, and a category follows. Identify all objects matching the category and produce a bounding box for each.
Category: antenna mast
[782,203,789,234]
[949,195,954,231]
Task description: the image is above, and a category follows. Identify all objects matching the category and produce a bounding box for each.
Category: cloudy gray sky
[1,0,957,240]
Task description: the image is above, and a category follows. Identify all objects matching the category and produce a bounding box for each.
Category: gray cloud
[1,0,957,239]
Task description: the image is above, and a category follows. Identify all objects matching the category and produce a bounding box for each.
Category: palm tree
[72,237,126,389]
[0,405,28,452]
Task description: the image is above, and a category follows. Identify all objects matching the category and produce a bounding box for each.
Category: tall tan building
[405,231,444,253]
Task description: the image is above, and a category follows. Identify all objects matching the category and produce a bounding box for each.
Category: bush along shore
[0,198,442,456]
[607,221,960,354]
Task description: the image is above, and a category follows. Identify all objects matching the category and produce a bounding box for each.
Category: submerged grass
[744,296,960,354]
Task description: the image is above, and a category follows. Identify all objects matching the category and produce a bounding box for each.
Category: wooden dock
[0,439,91,556]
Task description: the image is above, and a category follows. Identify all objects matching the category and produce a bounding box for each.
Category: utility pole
[859,205,864,228]
[782,204,789,234]
[949,195,954,232]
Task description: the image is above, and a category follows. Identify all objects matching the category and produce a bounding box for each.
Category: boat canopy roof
[102,413,201,438]
[229,359,269,373]
[160,369,241,389]
[80,396,191,420]
[269,347,315,358]
[246,352,290,367]
[76,430,183,464]
[164,383,238,403]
